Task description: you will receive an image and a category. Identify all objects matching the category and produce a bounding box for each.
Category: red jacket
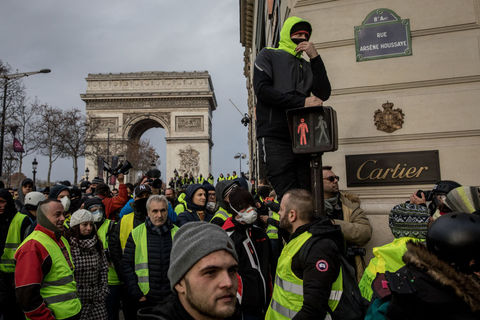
[14,225,76,320]
[98,183,129,220]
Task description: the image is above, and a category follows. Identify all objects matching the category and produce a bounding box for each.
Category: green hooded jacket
[276,16,312,58]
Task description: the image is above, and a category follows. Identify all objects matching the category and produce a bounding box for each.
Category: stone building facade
[240,0,480,255]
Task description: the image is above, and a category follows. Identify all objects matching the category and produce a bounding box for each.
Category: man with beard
[0,189,32,319]
[137,222,240,320]
[266,189,346,320]
[15,199,81,320]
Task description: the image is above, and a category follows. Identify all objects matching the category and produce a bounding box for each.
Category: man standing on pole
[254,16,331,200]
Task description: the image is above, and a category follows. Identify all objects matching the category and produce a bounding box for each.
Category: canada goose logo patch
[316,260,328,272]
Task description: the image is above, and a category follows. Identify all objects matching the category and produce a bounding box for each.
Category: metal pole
[310,154,325,217]
[0,80,8,177]
[106,127,110,184]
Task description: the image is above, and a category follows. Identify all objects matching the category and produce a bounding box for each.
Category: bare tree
[56,108,88,185]
[2,139,19,187]
[35,104,63,185]
[10,97,41,172]
[126,139,160,174]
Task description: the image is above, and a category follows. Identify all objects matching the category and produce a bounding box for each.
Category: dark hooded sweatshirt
[254,16,331,140]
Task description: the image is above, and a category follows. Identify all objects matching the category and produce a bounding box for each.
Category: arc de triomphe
[81,71,216,182]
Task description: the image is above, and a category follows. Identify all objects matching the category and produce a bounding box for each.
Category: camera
[103,159,133,176]
[416,190,433,201]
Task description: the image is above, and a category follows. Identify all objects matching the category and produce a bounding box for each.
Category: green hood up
[278,16,312,58]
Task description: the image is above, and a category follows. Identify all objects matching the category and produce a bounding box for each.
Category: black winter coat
[222,218,272,316]
[288,217,345,320]
[137,294,241,320]
[253,48,331,140]
[0,189,31,305]
[386,241,480,320]
[122,218,175,302]
[176,209,213,227]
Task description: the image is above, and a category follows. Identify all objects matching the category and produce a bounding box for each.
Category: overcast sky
[0,0,249,184]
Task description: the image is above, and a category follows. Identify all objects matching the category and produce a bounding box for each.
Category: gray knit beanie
[168,221,238,291]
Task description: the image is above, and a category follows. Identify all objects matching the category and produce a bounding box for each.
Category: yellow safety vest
[131,223,178,295]
[97,219,121,285]
[210,206,231,223]
[358,237,421,301]
[0,212,27,273]
[174,193,187,215]
[266,207,280,240]
[18,230,81,320]
[218,177,226,182]
[119,213,135,250]
[265,231,343,320]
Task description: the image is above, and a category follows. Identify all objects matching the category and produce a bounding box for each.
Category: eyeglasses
[323,176,340,182]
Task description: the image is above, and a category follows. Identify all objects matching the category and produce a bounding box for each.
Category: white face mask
[60,197,71,212]
[206,201,216,211]
[231,205,257,225]
[91,209,104,222]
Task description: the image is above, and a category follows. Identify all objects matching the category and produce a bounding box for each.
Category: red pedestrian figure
[297,118,309,145]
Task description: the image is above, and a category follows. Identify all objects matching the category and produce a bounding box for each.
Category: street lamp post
[85,167,90,181]
[32,158,38,186]
[0,69,51,177]
[234,152,247,173]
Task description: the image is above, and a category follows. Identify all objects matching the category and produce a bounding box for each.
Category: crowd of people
[0,166,479,320]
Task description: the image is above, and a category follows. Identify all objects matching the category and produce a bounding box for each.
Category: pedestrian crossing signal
[287,106,338,154]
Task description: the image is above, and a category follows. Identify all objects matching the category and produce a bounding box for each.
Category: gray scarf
[324,196,339,216]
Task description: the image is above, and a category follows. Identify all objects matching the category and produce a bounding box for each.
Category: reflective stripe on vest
[210,207,231,222]
[119,213,135,250]
[18,230,81,319]
[0,212,27,272]
[97,219,121,285]
[132,223,178,295]
[265,231,343,320]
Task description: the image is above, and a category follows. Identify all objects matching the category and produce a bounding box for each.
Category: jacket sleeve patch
[315,259,329,272]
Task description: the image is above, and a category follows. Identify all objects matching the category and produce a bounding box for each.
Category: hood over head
[49,184,69,200]
[185,184,207,212]
[0,188,17,220]
[17,178,34,206]
[278,16,312,58]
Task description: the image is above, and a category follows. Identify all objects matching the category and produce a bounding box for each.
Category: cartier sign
[345,151,440,187]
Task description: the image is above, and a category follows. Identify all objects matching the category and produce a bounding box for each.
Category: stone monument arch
[81,71,216,183]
